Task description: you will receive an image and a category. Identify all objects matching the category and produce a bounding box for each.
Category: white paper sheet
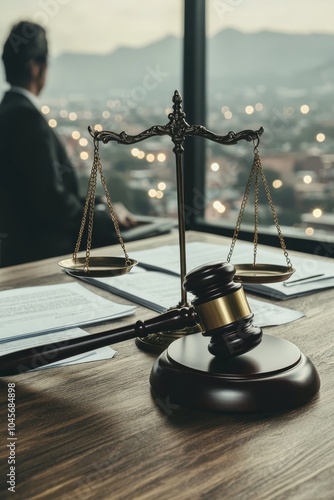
[0,282,136,342]
[131,241,334,299]
[84,271,304,327]
[1,327,117,370]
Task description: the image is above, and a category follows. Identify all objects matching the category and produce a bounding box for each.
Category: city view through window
[205,8,334,243]
[0,1,183,224]
[1,1,334,246]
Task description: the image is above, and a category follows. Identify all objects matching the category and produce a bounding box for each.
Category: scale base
[136,325,200,354]
[150,333,320,413]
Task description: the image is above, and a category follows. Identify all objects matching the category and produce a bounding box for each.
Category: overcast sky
[1,0,334,56]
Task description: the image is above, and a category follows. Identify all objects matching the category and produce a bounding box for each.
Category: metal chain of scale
[72,140,131,272]
[227,144,293,271]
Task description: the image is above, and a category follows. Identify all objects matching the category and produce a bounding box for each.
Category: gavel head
[183,261,262,358]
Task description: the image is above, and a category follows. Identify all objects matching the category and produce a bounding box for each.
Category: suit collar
[9,86,41,110]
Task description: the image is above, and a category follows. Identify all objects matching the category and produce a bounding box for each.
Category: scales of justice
[0,91,320,413]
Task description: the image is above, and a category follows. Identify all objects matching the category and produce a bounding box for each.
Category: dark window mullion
[182,0,206,229]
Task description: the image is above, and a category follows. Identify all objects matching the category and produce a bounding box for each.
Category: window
[191,0,334,257]
[2,1,334,257]
[1,1,183,217]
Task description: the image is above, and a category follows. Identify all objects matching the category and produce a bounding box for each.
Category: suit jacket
[0,91,114,267]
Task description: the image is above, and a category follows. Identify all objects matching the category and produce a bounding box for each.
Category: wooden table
[0,232,333,499]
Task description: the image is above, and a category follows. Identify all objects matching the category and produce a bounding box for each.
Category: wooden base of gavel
[0,262,320,413]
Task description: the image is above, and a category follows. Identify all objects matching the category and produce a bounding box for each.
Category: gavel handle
[0,307,198,377]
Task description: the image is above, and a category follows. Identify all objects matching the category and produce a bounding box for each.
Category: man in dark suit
[0,21,134,267]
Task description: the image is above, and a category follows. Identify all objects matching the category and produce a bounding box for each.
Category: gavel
[0,262,262,376]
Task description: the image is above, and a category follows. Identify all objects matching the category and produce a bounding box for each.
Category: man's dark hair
[2,21,48,85]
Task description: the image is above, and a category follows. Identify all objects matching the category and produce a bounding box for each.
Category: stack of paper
[78,239,334,327]
[129,241,334,300]
[0,282,135,340]
[82,268,304,328]
[0,282,135,369]
[1,327,117,370]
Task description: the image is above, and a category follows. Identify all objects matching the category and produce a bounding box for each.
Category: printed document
[0,282,135,342]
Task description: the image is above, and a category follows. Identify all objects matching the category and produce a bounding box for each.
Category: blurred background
[1,0,334,246]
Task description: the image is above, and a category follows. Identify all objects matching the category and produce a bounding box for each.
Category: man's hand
[112,202,138,228]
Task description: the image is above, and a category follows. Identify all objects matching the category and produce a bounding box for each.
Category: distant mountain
[206,28,334,96]
[208,28,334,77]
[1,29,334,100]
[45,34,182,99]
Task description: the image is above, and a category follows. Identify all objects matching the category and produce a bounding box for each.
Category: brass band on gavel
[194,288,252,332]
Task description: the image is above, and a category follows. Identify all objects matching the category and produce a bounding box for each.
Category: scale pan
[58,256,138,277]
[233,263,295,284]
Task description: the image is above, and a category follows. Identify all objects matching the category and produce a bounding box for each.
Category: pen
[283,273,331,287]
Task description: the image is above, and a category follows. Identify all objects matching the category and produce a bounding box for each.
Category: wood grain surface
[0,232,333,499]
